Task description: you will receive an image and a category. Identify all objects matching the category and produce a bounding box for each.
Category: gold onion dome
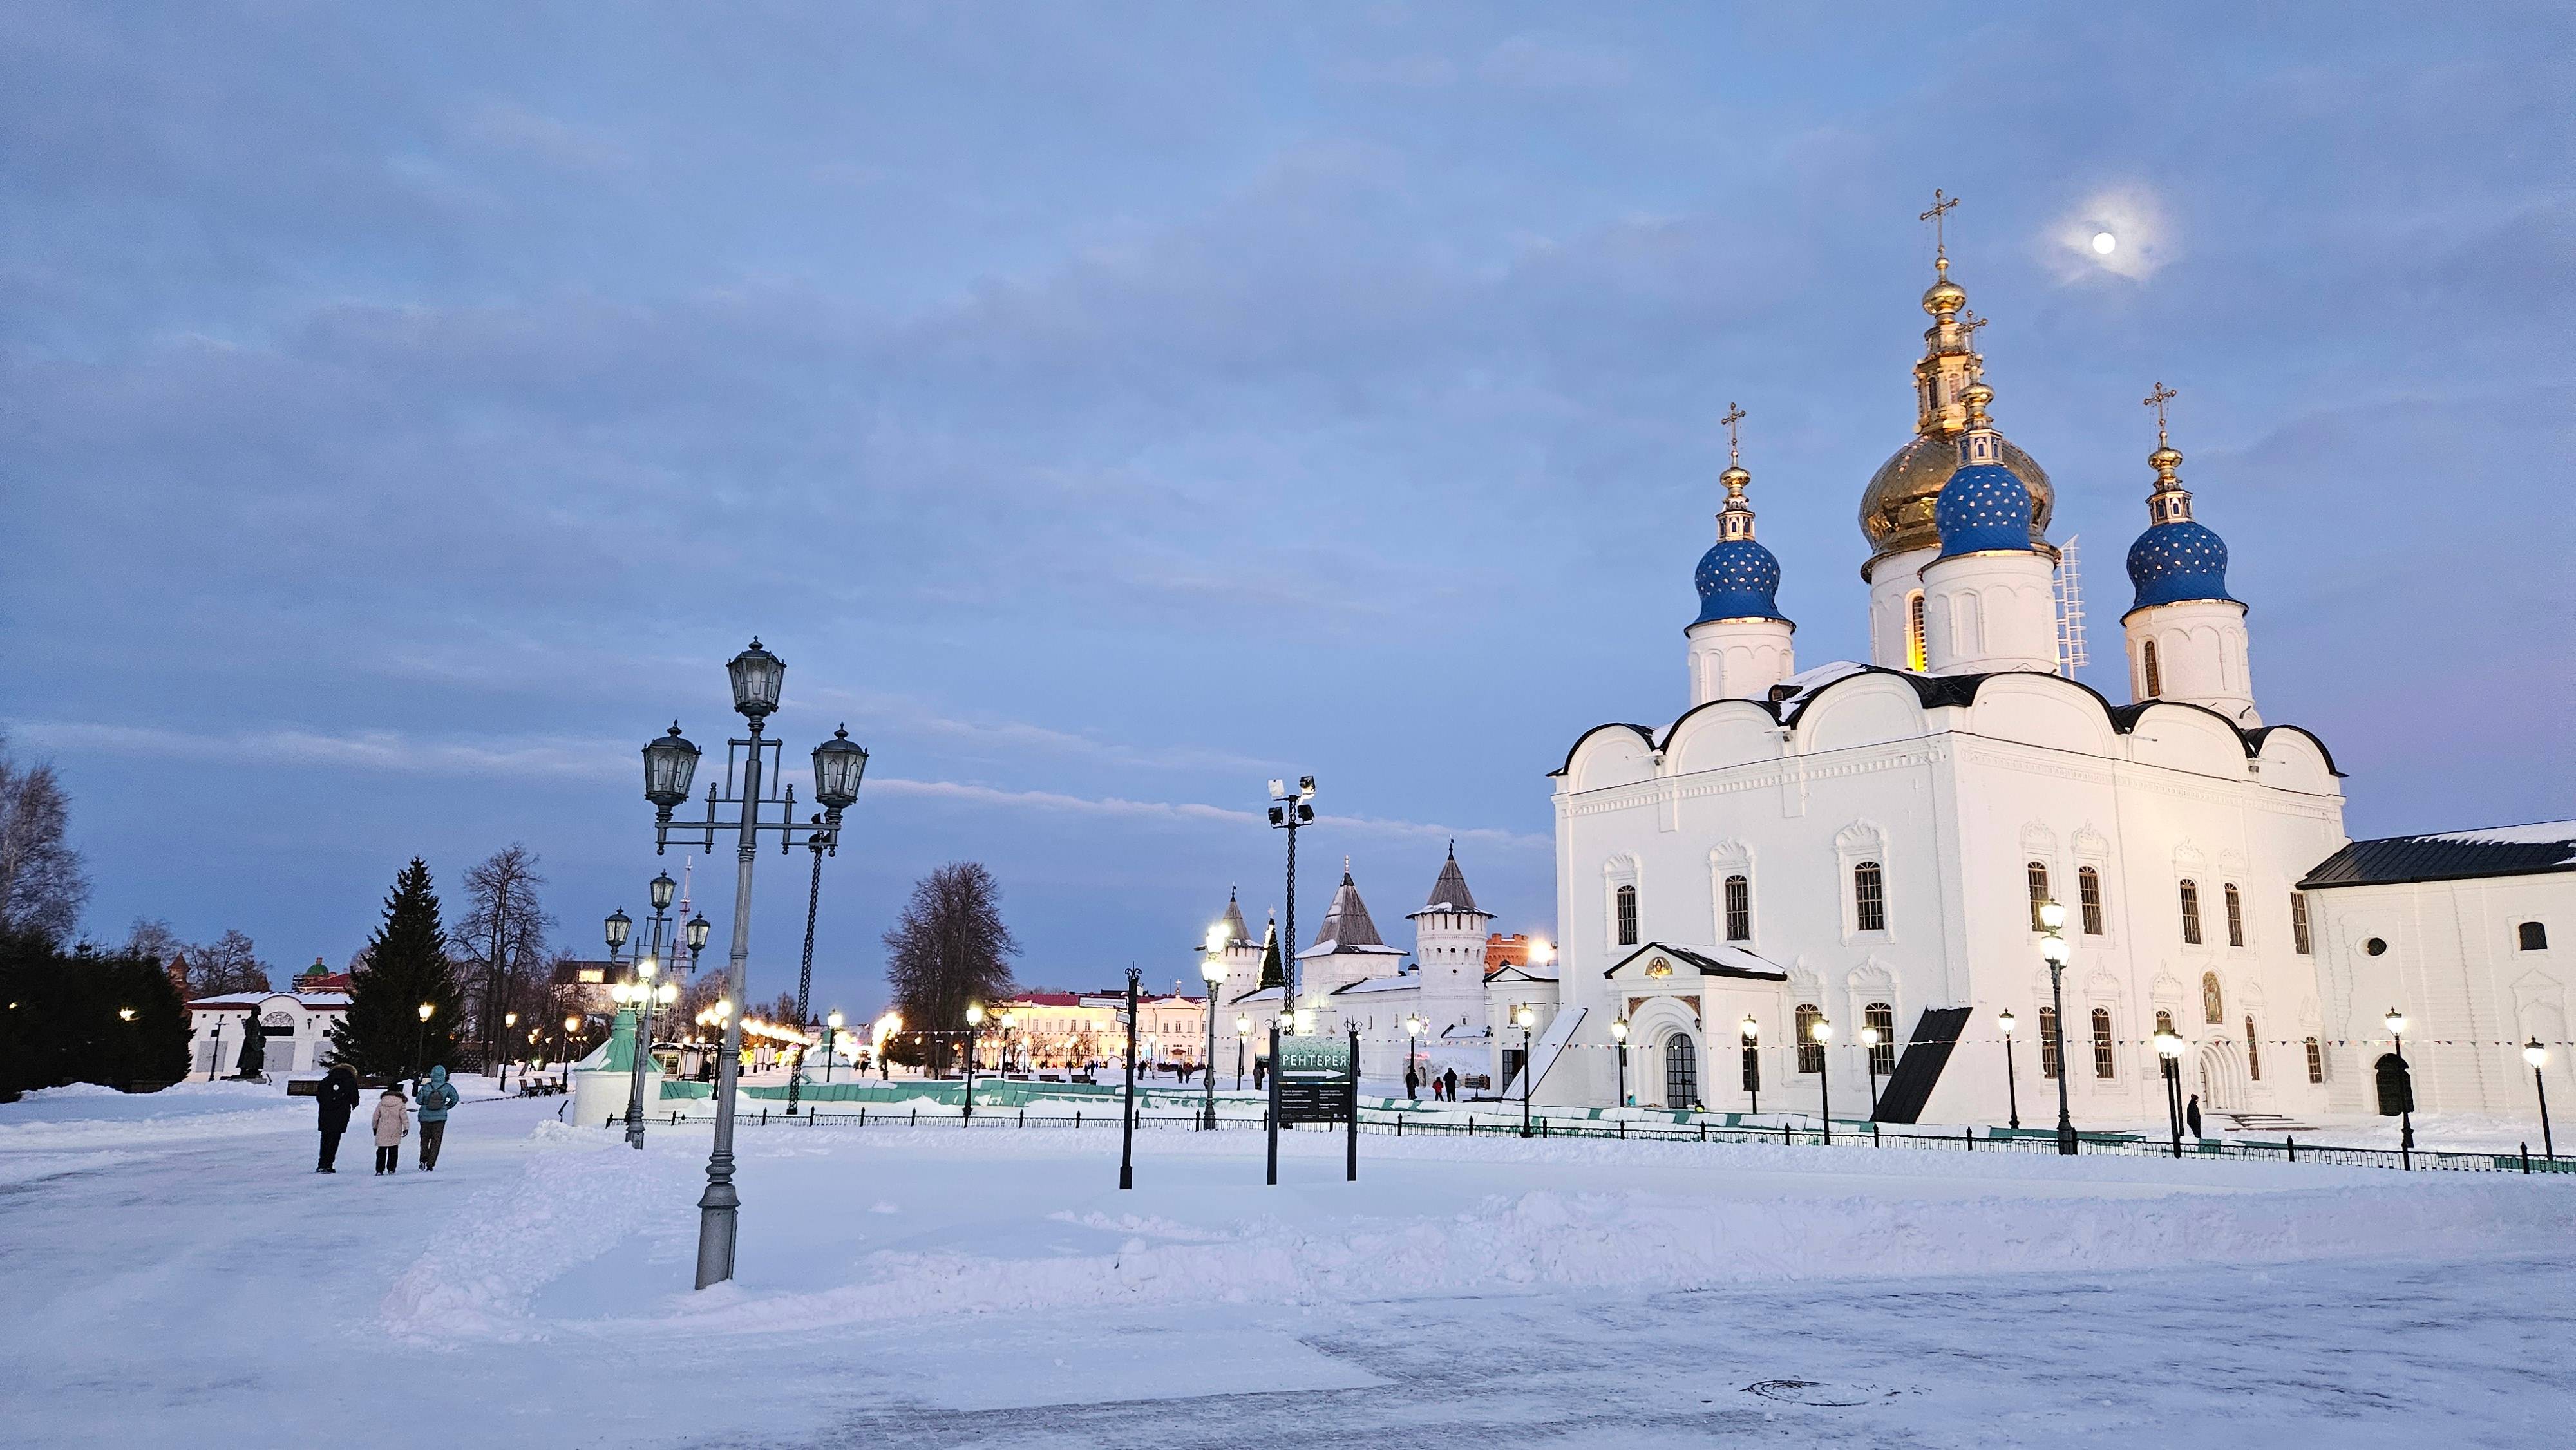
[1860,265,2052,576]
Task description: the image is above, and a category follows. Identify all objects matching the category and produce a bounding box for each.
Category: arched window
[1723,874,1752,942]
[2290,892,2311,954]
[1865,1002,1896,1075]
[1907,592,1927,672]
[1795,1004,1824,1075]
[1853,861,1886,933]
[2090,1008,2116,1078]
[2521,921,2550,951]
[2201,972,2224,1026]
[2078,866,2104,935]
[2223,883,2246,948]
[2025,862,2051,931]
[2244,1017,2262,1082]
[2305,1037,2325,1084]
[1663,1034,1700,1109]
[2141,639,2163,698]
[2038,1006,2061,1080]
[1615,883,1638,946]
[2178,880,2203,945]
[2154,1008,2175,1035]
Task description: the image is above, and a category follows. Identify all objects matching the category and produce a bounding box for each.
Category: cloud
[2043,182,2175,283]
[1477,34,1634,89]
[1327,55,1458,88]
[453,99,636,173]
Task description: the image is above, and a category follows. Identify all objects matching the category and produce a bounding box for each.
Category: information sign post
[1267,1028,1359,1183]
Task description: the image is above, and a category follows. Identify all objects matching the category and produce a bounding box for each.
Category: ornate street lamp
[2038,900,2078,1154]
[1513,1004,1539,1138]
[1997,1008,2021,1131]
[1200,923,1228,1129]
[1609,1017,1629,1108]
[1859,1023,1883,1120]
[1234,1013,1253,1089]
[1810,1015,1833,1142]
[500,1011,518,1090]
[1404,1013,1427,1102]
[823,1010,846,1084]
[618,955,676,1149]
[1741,1014,1760,1115]
[788,726,869,1120]
[2154,1027,2185,1157]
[2386,1008,2415,1167]
[2526,1039,2555,1160]
[963,1001,983,1122]
[643,639,860,1289]
[413,1001,435,1086]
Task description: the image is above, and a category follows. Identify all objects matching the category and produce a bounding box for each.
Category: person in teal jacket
[415,1064,460,1171]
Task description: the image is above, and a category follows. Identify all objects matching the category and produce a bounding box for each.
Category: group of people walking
[312,1063,461,1174]
[1403,1065,1463,1101]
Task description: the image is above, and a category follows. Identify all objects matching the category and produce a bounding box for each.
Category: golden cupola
[1857,254,2054,580]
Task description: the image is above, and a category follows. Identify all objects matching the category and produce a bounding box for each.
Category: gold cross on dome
[2144,381,2178,445]
[1720,401,1747,464]
[1918,188,1960,264]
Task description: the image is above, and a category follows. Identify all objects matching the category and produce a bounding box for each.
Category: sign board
[1274,1032,1354,1127]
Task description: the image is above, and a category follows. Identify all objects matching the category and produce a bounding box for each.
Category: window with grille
[2245,1017,2262,1081]
[2142,639,2163,697]
[1853,861,1886,933]
[1615,883,1638,946]
[2201,972,2224,1026]
[2290,892,2311,954]
[1723,874,1751,942]
[1865,1002,1895,1075]
[2078,866,2104,935]
[2305,1037,2324,1084]
[2521,921,2550,951]
[2025,862,2050,931]
[2224,883,2246,947]
[2155,1008,2174,1035]
[2178,880,2203,945]
[1907,592,1927,672]
[1795,1004,1824,1074]
[2090,1008,2116,1078]
[2038,1007,2061,1079]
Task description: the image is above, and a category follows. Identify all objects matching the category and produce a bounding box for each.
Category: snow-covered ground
[2,1080,2569,1448]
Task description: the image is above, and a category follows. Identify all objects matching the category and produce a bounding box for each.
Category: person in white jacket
[371,1086,410,1175]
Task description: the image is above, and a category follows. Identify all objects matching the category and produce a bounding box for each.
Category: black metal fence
[620,1102,2574,1177]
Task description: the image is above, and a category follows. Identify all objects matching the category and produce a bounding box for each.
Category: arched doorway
[2195,1040,2246,1111]
[1663,1033,1701,1110]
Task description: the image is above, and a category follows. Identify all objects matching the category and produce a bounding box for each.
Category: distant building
[185,990,349,1078]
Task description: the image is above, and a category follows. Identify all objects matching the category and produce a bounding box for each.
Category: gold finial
[2143,381,2177,447]
[1721,400,1747,467]
[1918,187,1960,274]
[1962,380,1995,431]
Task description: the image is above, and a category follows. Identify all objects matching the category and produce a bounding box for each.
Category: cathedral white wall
[1919,551,2059,675]
[2305,873,2576,1120]
[2126,598,2259,726]
[1685,617,1795,706]
[1866,546,1936,670]
[1549,672,2349,1129]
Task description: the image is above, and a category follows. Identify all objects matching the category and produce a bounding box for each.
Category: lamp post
[822,1010,845,1084]
[1742,1014,1760,1115]
[562,1014,581,1083]
[1513,1004,1537,1138]
[1200,924,1227,1129]
[413,1001,435,1087]
[1235,1013,1252,1089]
[1860,1024,1884,1120]
[1266,777,1316,1008]
[2526,1039,2555,1160]
[1997,1008,2021,1131]
[1810,1015,1833,1143]
[618,957,677,1149]
[786,729,862,1118]
[500,1012,518,1090]
[2038,900,2078,1155]
[2154,1028,2184,1158]
[204,1016,223,1082]
[1609,1017,1629,1107]
[641,639,867,1290]
[963,1002,983,1122]
[1404,1013,1426,1102]
[2386,1008,2414,1167]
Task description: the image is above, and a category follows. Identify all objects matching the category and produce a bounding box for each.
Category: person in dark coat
[2184,1093,2203,1138]
[1443,1068,1459,1102]
[1404,1066,1419,1100]
[315,1064,360,1172]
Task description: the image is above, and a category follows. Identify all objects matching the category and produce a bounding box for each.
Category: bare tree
[0,733,88,944]
[457,845,554,1067]
[882,862,1020,1075]
[125,919,274,998]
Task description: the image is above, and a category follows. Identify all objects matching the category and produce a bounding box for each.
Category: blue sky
[5,2,2568,1013]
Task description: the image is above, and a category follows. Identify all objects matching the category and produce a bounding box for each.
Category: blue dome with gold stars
[1693,538,1786,624]
[2126,519,2234,611]
[1934,461,2039,559]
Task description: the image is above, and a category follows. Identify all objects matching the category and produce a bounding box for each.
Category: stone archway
[2195,1040,2247,1112]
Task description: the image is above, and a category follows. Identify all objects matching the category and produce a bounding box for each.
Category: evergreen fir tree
[329,858,464,1082]
[1256,915,1283,990]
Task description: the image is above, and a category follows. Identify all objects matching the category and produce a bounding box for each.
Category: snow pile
[0,1079,308,1147]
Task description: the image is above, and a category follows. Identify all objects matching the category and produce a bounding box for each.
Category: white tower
[1406,845,1494,1033]
[1683,405,1796,706]
[1196,889,1264,1008]
[1918,382,2060,675]
[2121,387,2259,724]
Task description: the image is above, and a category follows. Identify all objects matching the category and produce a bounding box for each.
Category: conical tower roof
[1303,867,1396,956]
[1216,887,1251,946]
[1410,843,1487,919]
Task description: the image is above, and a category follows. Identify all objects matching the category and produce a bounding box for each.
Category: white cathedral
[1517,246,2573,1131]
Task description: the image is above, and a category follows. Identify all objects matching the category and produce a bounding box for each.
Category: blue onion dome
[1692,461,1790,625]
[1933,382,2041,559]
[2125,442,2237,612]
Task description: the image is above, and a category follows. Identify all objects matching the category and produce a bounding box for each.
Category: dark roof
[1410,848,1484,918]
[2299,822,2576,890]
[1302,871,1399,955]
[1602,941,1788,981]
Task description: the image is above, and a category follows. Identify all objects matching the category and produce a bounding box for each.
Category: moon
[2091,231,2118,255]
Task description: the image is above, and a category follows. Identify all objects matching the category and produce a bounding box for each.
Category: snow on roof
[2425,820,2576,848]
[1769,660,1868,710]
[187,992,350,1010]
[1331,974,1420,996]
[1406,848,1485,919]
[2301,821,2576,889]
[1300,870,1401,957]
[1604,942,1790,981]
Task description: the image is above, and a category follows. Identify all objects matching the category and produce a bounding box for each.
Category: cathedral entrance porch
[2195,1040,2249,1112]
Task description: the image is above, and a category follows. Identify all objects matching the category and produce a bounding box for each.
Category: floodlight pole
[1119,966,1140,1190]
